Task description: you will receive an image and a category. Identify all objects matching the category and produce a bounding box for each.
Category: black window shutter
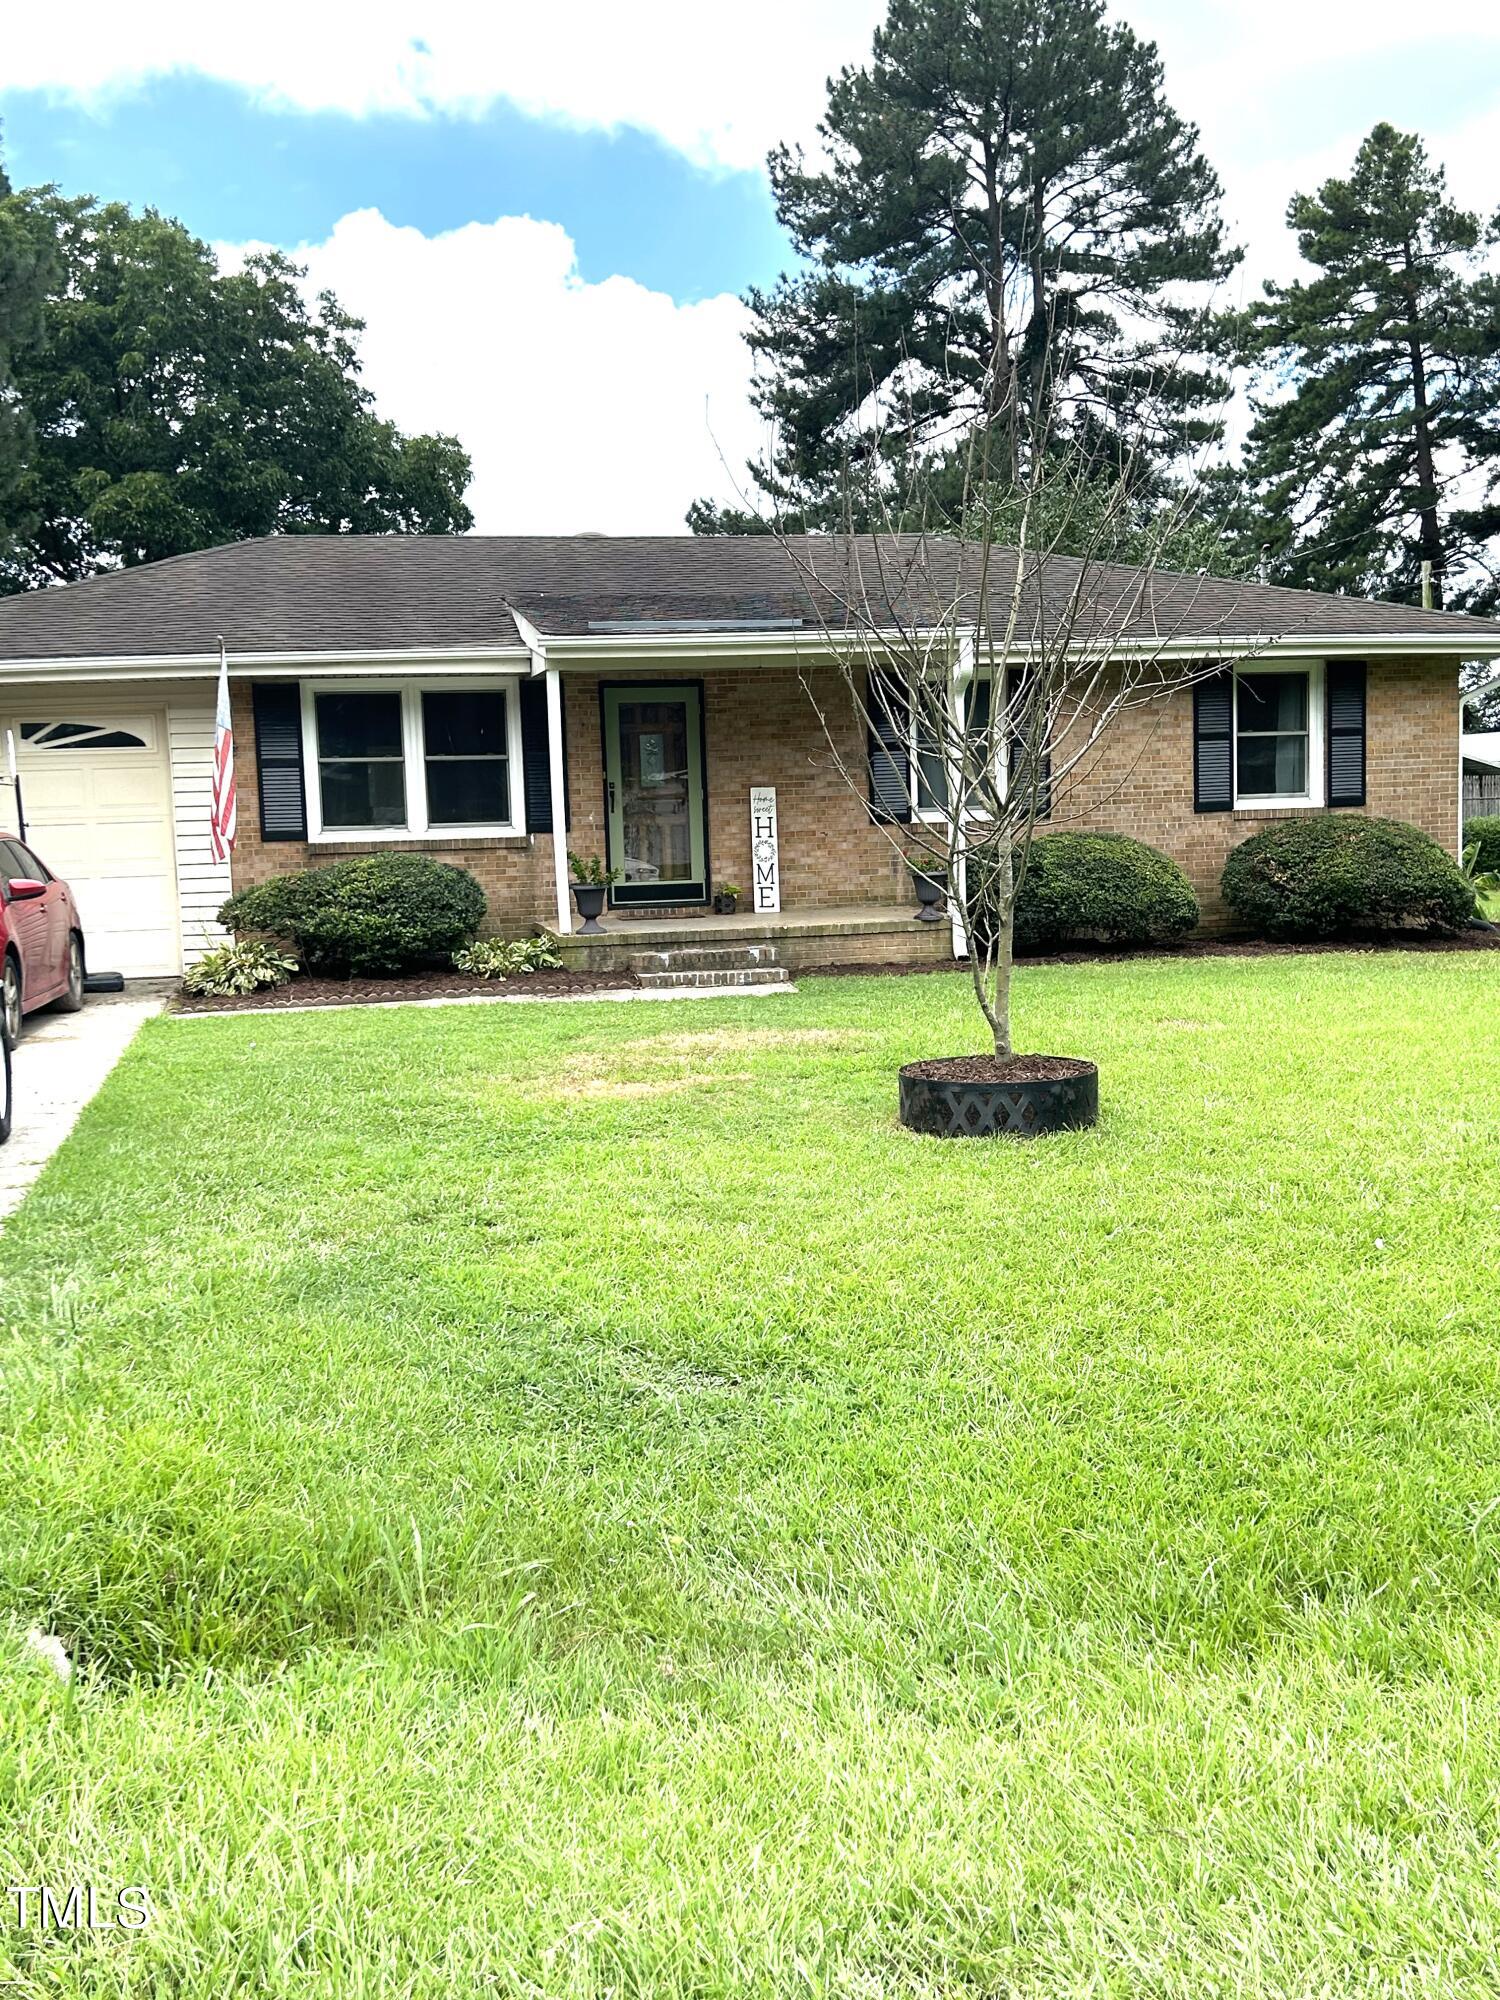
[518,678,567,833]
[1326,661,1367,807]
[251,683,307,841]
[1193,668,1235,813]
[867,676,912,824]
[1005,668,1052,820]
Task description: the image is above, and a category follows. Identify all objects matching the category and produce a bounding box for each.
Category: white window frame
[1233,658,1325,811]
[301,677,526,843]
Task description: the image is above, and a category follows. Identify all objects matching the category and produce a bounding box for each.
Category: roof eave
[0,642,532,684]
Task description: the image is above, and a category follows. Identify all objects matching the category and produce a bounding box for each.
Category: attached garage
[6,710,181,977]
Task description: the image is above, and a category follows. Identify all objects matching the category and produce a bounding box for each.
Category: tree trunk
[992,829,1014,1060]
[1402,241,1445,607]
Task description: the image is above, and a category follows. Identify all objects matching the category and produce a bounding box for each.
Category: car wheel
[0,1031,11,1144]
[54,934,85,1014]
[2,954,21,1050]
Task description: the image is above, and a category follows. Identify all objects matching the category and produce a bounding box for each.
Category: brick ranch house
[0,533,1494,978]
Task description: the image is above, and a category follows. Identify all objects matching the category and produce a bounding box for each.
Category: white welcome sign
[750,786,780,913]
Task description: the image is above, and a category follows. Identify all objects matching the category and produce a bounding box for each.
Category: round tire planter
[898,1055,1098,1139]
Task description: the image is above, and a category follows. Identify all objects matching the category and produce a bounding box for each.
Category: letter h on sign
[749,786,780,914]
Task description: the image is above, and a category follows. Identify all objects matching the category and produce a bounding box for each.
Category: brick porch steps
[630,945,791,991]
[627,944,783,975]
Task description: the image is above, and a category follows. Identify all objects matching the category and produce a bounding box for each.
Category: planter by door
[571,883,608,933]
[899,1056,1098,1138]
[911,867,947,923]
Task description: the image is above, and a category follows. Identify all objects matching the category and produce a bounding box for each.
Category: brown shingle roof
[0,533,1497,664]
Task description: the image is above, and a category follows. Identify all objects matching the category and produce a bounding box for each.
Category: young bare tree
[781,429,1247,1061]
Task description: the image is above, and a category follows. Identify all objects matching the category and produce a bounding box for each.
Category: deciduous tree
[0,192,472,593]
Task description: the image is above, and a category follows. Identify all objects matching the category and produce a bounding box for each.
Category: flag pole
[210,635,237,868]
[5,728,24,843]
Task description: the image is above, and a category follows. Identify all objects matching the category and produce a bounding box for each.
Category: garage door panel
[42,820,171,870]
[18,768,94,817]
[88,766,169,812]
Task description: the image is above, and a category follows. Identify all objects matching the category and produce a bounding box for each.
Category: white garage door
[9,713,179,977]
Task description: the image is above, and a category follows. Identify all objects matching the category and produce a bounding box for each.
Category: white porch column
[545,665,572,935]
[949,629,977,960]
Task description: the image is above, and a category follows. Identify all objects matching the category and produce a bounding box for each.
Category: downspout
[512,610,572,936]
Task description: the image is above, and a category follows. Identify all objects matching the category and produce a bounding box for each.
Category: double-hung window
[303,679,522,839]
[1233,664,1324,808]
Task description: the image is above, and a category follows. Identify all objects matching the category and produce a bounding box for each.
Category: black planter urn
[899,1058,1099,1139]
[911,866,947,923]
[571,883,608,933]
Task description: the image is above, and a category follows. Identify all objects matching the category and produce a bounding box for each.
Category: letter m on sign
[749,786,780,914]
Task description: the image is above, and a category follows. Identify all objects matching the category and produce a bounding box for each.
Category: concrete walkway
[0,981,173,1225]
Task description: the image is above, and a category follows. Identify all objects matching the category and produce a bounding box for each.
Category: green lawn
[3,956,1500,1997]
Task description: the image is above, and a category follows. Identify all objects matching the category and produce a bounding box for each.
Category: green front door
[602,685,708,907]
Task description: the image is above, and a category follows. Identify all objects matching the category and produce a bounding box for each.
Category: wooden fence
[1465,773,1500,823]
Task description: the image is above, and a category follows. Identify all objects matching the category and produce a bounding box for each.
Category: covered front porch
[529,624,937,952]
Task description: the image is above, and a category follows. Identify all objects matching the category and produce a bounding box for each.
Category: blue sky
[2,1,1498,532]
[0,78,790,303]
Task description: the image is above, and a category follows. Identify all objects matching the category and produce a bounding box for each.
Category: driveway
[0,980,173,1224]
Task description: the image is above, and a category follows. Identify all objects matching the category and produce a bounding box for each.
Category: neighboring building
[0,534,1494,976]
[1463,720,1500,827]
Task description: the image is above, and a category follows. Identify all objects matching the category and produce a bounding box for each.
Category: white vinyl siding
[168,698,231,968]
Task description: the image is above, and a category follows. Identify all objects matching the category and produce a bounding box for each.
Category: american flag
[210,638,237,862]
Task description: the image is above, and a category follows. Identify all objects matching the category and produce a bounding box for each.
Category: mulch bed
[811,929,1500,979]
[172,968,639,1014]
[170,928,1500,1013]
[901,1054,1096,1084]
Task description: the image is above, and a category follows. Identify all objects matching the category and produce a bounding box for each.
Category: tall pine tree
[691,0,1239,532]
[1237,123,1500,609]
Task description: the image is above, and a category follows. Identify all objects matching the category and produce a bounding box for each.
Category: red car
[0,833,86,1051]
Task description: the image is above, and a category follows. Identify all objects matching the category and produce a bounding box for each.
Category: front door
[602,685,707,907]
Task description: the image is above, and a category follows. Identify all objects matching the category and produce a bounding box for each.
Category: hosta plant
[451,936,563,979]
[183,940,299,996]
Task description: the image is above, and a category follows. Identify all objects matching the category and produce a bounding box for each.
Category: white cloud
[14,3,1498,283]
[23,2,1500,530]
[1124,1,1500,290]
[220,209,763,533]
[5,0,883,175]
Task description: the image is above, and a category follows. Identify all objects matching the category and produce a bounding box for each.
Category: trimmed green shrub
[1464,814,1500,877]
[219,853,486,975]
[182,939,298,996]
[967,831,1200,953]
[1221,816,1475,939]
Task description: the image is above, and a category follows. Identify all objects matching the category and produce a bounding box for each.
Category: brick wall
[1052,655,1460,927]
[228,655,1459,938]
[559,666,913,911]
[227,683,557,934]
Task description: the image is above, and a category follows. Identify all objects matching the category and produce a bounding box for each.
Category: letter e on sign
[749,786,780,914]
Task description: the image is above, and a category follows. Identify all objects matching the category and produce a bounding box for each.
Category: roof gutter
[0,642,532,685]
[0,625,1495,686]
[514,624,1500,668]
